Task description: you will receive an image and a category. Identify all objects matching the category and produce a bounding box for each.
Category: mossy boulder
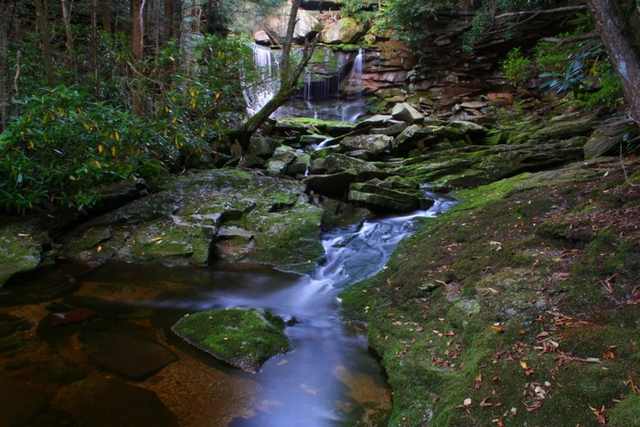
[275,117,355,136]
[62,169,324,274]
[348,177,434,212]
[172,308,289,373]
[0,221,47,286]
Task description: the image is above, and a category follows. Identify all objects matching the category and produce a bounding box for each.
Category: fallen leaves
[519,361,535,377]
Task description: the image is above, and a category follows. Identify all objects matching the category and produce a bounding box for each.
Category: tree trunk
[164,0,175,41]
[180,0,206,76]
[132,0,146,61]
[101,0,112,32]
[60,0,75,73]
[0,0,11,132]
[91,0,99,96]
[235,0,317,151]
[34,0,54,85]
[588,0,640,124]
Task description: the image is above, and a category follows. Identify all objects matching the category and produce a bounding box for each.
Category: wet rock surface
[172,308,289,373]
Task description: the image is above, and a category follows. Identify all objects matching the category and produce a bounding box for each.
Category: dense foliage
[1,31,253,212]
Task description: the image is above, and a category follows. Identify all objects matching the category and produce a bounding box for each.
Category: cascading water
[134,191,456,426]
[243,43,368,122]
[243,43,281,116]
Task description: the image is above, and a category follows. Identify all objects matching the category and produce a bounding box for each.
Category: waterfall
[243,43,281,116]
[243,44,368,122]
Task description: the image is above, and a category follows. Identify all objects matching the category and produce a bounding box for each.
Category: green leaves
[0,86,167,213]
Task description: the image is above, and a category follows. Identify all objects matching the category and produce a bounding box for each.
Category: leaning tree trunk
[131,0,146,61]
[180,0,206,76]
[589,0,640,124]
[235,0,317,151]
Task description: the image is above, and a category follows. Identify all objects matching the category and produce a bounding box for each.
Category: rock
[320,17,364,43]
[0,376,49,426]
[391,103,424,123]
[305,171,357,197]
[348,178,434,212]
[63,169,324,274]
[320,199,371,230]
[392,125,435,153]
[300,134,330,146]
[275,117,355,136]
[309,152,383,177]
[267,145,297,176]
[355,115,396,128]
[265,2,321,41]
[448,120,487,136]
[172,308,289,373]
[0,221,47,287]
[340,134,393,156]
[460,101,488,110]
[248,136,278,159]
[53,375,178,427]
[254,30,271,45]
[286,151,311,176]
[81,329,177,380]
[532,114,597,141]
[584,116,639,159]
[371,121,409,137]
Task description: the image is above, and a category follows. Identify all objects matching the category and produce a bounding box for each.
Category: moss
[0,220,46,286]
[341,161,640,427]
[172,308,289,373]
[610,395,640,427]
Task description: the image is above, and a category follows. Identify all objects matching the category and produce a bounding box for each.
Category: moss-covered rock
[0,220,47,286]
[62,169,325,273]
[172,308,289,373]
[275,117,355,136]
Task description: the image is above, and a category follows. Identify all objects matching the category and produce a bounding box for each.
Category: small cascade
[348,48,365,93]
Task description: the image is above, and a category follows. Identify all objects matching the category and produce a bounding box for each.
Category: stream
[153,191,455,426]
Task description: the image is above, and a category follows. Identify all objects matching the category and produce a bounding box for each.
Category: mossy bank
[341,159,640,426]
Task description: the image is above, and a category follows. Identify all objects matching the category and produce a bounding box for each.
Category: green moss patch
[172,308,289,373]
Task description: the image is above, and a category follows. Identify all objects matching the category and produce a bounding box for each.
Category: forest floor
[342,157,640,427]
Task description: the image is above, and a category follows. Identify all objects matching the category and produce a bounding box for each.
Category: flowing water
[243,44,368,122]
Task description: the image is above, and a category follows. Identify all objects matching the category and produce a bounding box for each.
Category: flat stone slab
[172,308,289,373]
[54,375,178,427]
[81,330,177,380]
[0,376,49,426]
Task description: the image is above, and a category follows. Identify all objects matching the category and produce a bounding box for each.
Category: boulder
[340,134,393,156]
[355,115,396,128]
[286,151,311,176]
[584,116,638,159]
[0,221,47,287]
[320,17,364,44]
[532,114,597,141]
[265,2,321,41]
[267,145,297,176]
[305,171,357,197]
[172,308,289,373]
[62,169,324,274]
[348,178,434,212]
[275,117,355,136]
[254,30,271,45]
[391,103,424,123]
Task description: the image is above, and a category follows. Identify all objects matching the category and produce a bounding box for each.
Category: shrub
[0,86,168,213]
[503,48,532,86]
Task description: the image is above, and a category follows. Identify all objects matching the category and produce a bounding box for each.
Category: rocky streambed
[1,99,638,426]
